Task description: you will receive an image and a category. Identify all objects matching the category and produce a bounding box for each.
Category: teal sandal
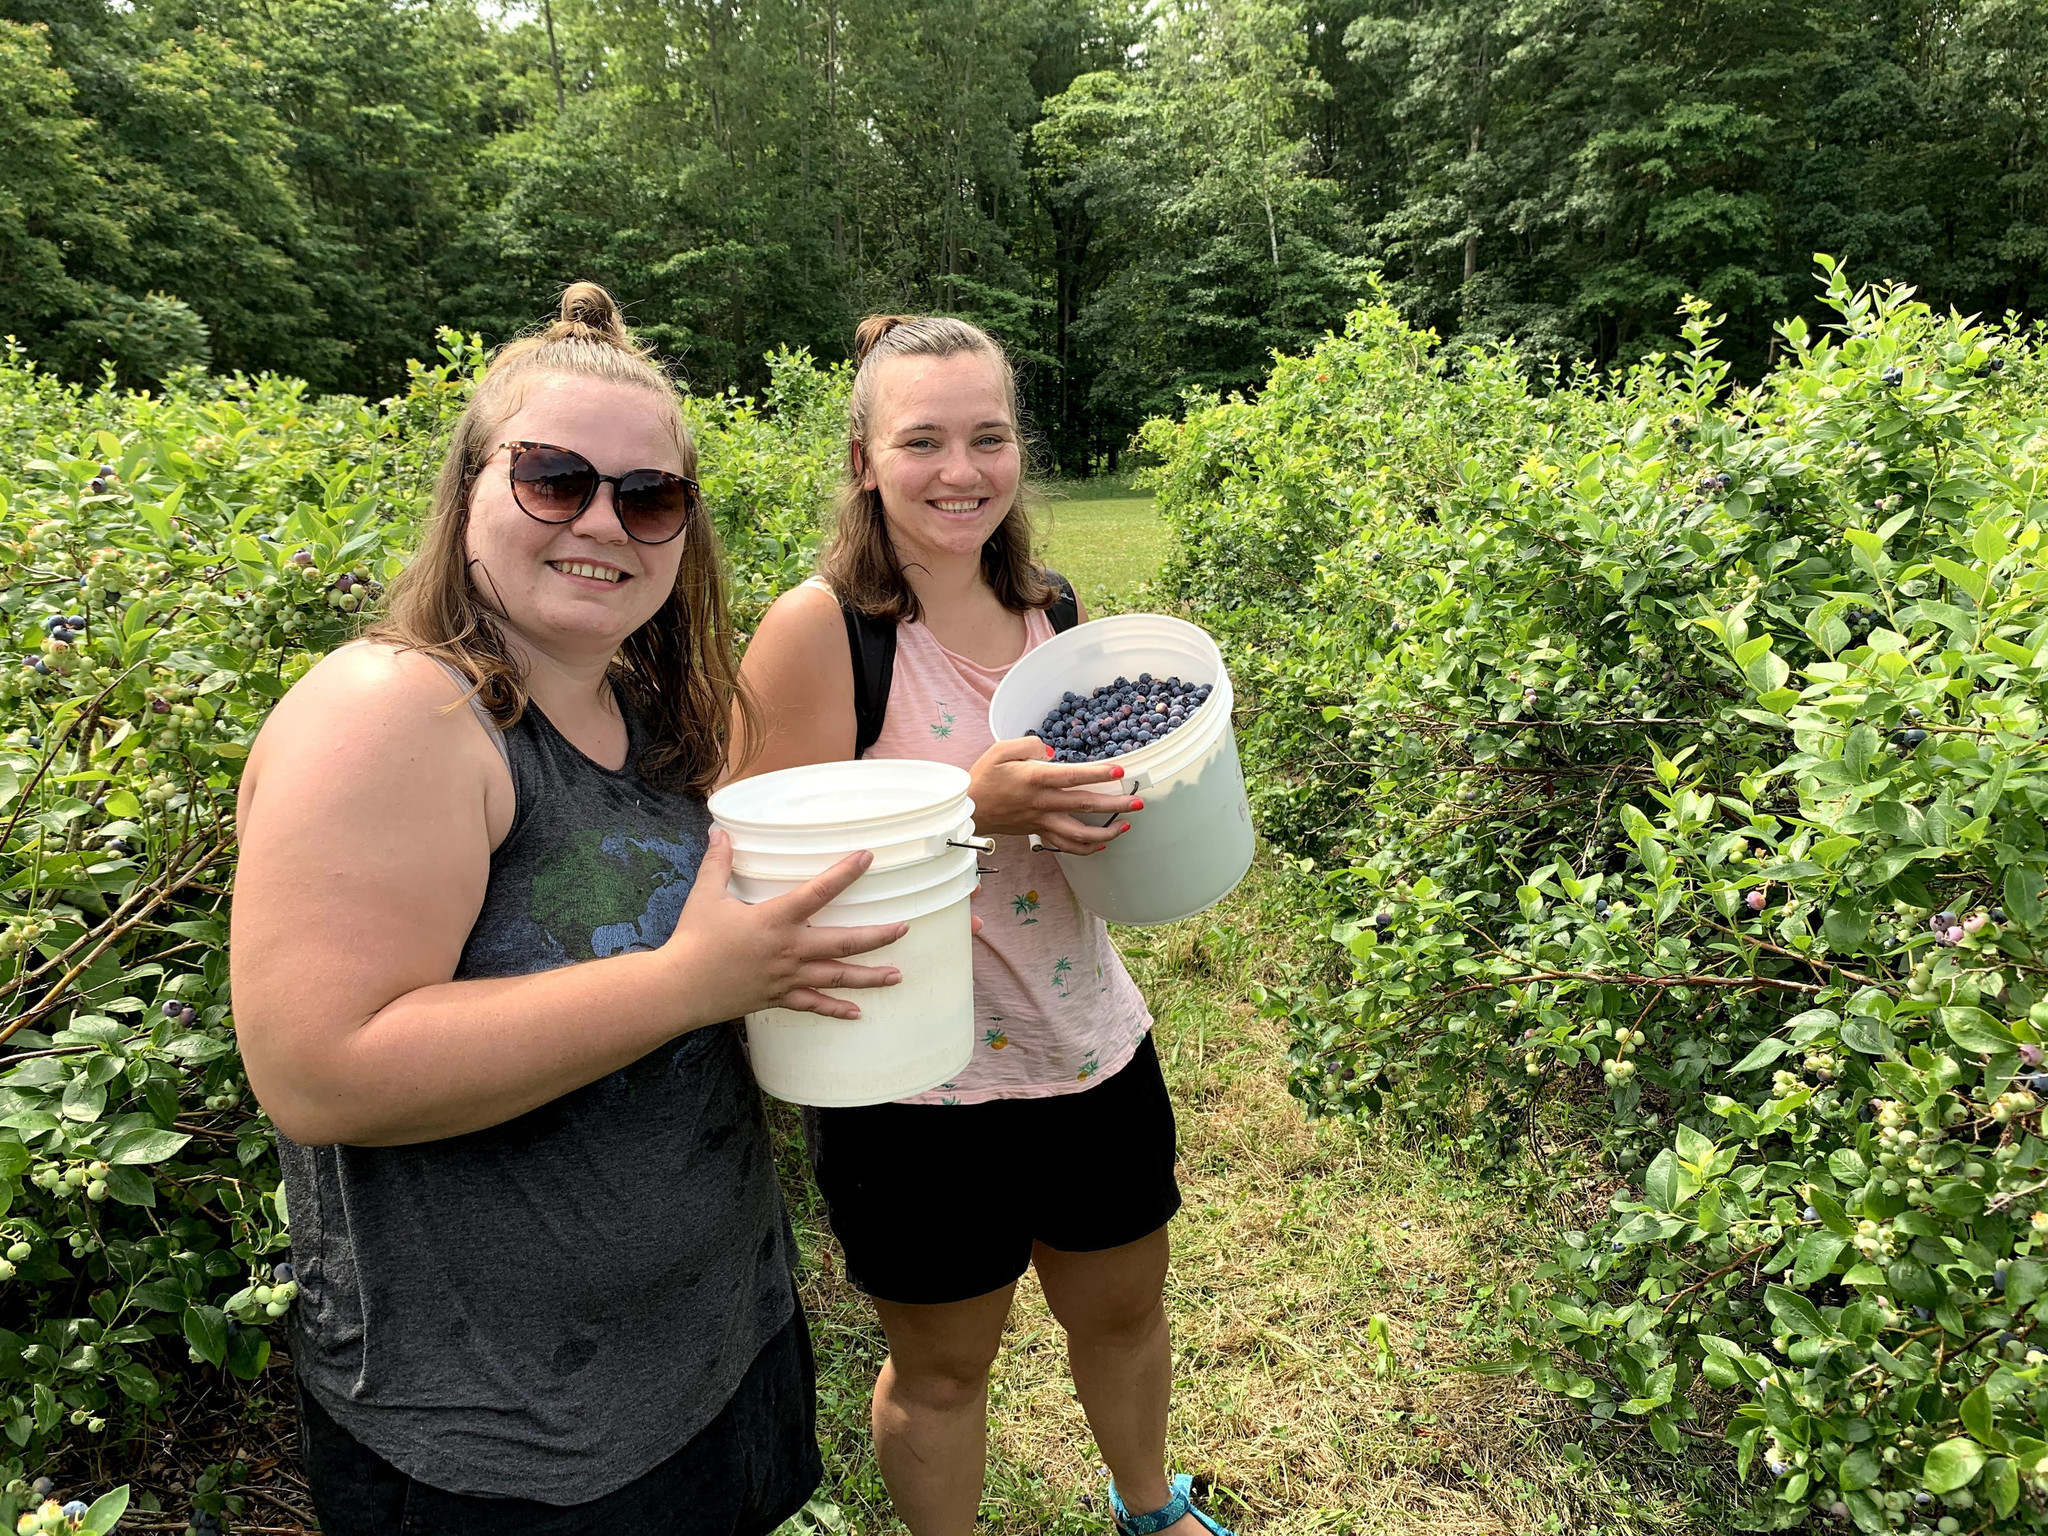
[1108,1473,1236,1536]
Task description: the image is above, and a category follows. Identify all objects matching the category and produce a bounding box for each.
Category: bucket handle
[947,835,999,876]
[1025,773,1145,854]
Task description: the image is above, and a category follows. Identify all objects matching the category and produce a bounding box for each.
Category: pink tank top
[828,586,1153,1105]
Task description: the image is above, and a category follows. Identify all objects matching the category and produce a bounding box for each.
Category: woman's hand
[967,737,1142,855]
[667,829,908,1020]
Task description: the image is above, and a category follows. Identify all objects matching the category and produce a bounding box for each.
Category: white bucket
[707,760,978,1106]
[987,613,1254,926]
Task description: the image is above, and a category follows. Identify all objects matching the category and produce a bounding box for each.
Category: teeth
[554,561,623,583]
[935,500,982,511]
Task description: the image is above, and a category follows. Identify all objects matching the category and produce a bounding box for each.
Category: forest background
[4,0,2047,473]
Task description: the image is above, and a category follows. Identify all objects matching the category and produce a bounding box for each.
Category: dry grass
[776,862,1738,1536]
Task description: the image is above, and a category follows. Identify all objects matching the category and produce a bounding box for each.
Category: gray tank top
[278,693,794,1502]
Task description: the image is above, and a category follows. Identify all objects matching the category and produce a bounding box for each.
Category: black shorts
[803,1032,1182,1306]
[296,1298,821,1536]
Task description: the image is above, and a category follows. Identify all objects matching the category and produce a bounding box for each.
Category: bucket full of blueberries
[988,612,1253,925]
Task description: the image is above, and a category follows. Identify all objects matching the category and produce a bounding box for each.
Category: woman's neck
[901,545,990,617]
[502,630,622,743]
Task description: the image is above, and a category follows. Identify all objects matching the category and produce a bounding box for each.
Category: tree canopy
[2,0,2042,467]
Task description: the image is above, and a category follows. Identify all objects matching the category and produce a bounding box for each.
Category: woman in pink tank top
[735,316,1232,1536]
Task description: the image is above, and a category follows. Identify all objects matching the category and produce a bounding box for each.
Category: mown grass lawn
[772,859,1735,1535]
[1035,476,1167,601]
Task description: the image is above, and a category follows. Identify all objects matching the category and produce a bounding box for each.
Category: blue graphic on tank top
[529,828,702,962]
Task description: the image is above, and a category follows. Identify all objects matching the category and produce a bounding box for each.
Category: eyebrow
[898,420,1014,433]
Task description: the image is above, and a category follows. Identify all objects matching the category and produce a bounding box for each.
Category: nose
[570,482,631,544]
[936,442,980,486]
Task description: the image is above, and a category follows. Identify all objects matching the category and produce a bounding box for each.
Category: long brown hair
[367,281,754,795]
[818,314,1053,621]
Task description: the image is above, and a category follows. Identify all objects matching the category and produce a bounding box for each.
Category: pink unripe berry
[1964,912,1988,934]
[2021,1043,2043,1067]
[1946,925,1965,943]
[1747,889,1767,911]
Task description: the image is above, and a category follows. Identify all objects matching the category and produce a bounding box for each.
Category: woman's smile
[549,557,629,585]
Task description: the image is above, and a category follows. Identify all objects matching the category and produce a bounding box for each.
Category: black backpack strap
[840,598,897,759]
[1043,569,1079,634]
[838,571,1074,758]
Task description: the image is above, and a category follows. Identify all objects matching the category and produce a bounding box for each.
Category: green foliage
[1150,260,2048,1526]
[0,332,840,1497]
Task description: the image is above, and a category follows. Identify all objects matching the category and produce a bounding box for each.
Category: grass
[771,858,1737,1535]
[1035,476,1166,601]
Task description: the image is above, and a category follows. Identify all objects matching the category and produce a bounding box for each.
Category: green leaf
[2005,865,2043,929]
[183,1304,227,1367]
[1986,1456,2020,1518]
[100,1126,191,1166]
[102,1164,155,1207]
[1839,1447,1880,1491]
[1792,1230,1847,1285]
[1961,1385,1994,1442]
[59,1075,106,1122]
[226,1325,271,1380]
[2007,1258,2045,1308]
[1731,1036,1794,1071]
[1941,1007,2016,1054]
[81,1486,130,1534]
[1922,1437,1986,1494]
[1887,1258,1941,1308]
[1764,1284,1828,1337]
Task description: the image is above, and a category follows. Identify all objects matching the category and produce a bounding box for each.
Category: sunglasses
[496,441,700,546]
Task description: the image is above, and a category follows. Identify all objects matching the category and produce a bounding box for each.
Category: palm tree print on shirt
[1075,1052,1100,1082]
[1011,890,1040,924]
[1051,955,1073,994]
[930,702,956,740]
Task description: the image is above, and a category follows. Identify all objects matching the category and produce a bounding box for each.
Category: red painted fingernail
[1118,821,1131,833]
[1130,798,1145,811]
[1111,765,1125,778]
[1046,744,1055,759]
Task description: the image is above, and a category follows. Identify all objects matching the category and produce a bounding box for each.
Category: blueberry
[1882,366,1904,386]
[274,1259,295,1282]
[1932,911,1957,930]
[62,1502,87,1520]
[64,614,84,627]
[1372,912,1393,930]
[1992,1267,2006,1293]
[27,734,41,747]
[1898,728,1928,747]
[2028,1072,2048,1094]
[164,999,181,1017]
[32,1478,52,1499]
[1916,1492,1932,1506]
[1913,1306,1931,1320]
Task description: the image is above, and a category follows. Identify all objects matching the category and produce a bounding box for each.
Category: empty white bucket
[707,760,978,1106]
[987,613,1254,926]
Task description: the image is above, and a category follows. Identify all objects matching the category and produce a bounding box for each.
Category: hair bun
[853,314,918,366]
[553,282,634,349]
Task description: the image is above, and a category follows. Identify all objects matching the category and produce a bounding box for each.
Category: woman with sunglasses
[230,284,903,1536]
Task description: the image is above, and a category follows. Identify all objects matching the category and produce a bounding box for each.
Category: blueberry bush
[0,333,842,1519]
[1146,259,2048,1528]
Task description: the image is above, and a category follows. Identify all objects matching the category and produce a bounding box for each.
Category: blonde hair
[817,314,1052,620]
[368,281,753,795]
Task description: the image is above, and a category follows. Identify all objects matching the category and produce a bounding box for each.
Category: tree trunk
[542,0,564,115]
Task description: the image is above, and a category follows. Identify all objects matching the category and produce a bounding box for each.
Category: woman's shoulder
[251,642,497,779]
[277,640,481,720]
[759,578,847,634]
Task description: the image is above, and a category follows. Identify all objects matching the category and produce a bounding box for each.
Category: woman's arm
[232,645,904,1148]
[733,585,1139,854]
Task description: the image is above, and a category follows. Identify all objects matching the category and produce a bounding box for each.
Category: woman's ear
[852,440,877,492]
